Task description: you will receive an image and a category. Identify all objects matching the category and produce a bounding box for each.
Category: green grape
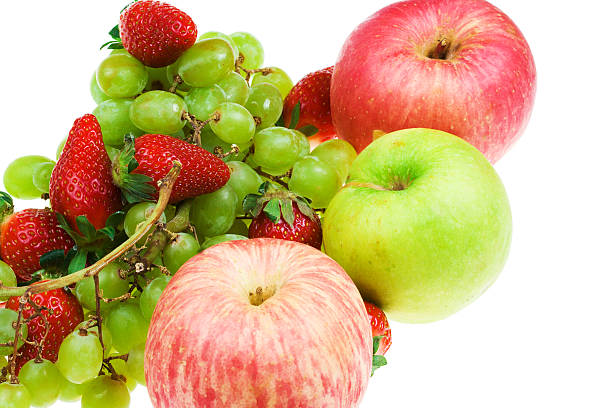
[210,102,256,144]
[293,129,311,158]
[226,219,250,236]
[145,66,171,91]
[76,321,113,357]
[227,161,263,213]
[217,71,249,105]
[166,61,192,92]
[0,261,17,301]
[31,161,55,194]
[184,85,226,121]
[130,91,187,134]
[93,99,144,147]
[190,185,238,239]
[177,39,235,88]
[140,276,171,320]
[19,359,62,407]
[289,156,341,208]
[230,32,264,70]
[201,234,248,251]
[108,354,136,391]
[81,375,130,408]
[201,125,250,162]
[126,343,146,385]
[106,146,121,163]
[0,382,31,408]
[162,233,200,274]
[0,356,7,370]
[106,302,148,354]
[251,67,293,99]
[56,137,67,160]
[245,83,283,130]
[59,377,91,402]
[0,309,27,355]
[90,72,111,105]
[96,53,148,98]
[56,331,103,384]
[124,201,167,246]
[310,138,357,184]
[252,127,302,175]
[3,155,55,199]
[198,31,239,57]
[75,263,129,312]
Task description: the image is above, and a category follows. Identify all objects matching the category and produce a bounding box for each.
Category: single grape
[145,66,171,91]
[251,67,293,99]
[140,276,171,320]
[201,125,250,162]
[19,359,63,407]
[56,331,103,384]
[96,53,148,98]
[210,102,256,144]
[201,234,248,251]
[0,309,27,356]
[106,302,148,354]
[230,32,264,70]
[126,343,146,385]
[93,99,144,147]
[0,261,17,301]
[3,155,55,199]
[81,375,130,408]
[75,263,129,312]
[289,156,342,208]
[124,201,167,247]
[31,161,55,194]
[252,127,302,175]
[190,185,238,239]
[226,219,250,236]
[0,382,31,408]
[227,161,263,214]
[177,39,235,88]
[217,71,249,105]
[130,90,187,134]
[245,83,283,130]
[310,138,357,184]
[59,377,91,402]
[108,354,136,391]
[184,85,226,121]
[90,72,111,105]
[198,31,239,57]
[162,233,200,274]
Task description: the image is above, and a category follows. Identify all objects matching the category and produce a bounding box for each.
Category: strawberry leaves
[112,135,156,204]
[100,25,124,50]
[243,182,317,227]
[371,335,388,376]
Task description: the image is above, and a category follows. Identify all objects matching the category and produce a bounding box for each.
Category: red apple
[331,0,536,163]
[145,238,372,408]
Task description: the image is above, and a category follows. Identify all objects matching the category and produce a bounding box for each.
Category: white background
[1,0,611,407]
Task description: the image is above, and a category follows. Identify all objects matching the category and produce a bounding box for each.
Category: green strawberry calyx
[243,182,316,226]
[112,134,156,204]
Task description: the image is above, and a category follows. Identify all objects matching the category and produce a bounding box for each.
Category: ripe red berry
[365,301,392,356]
[0,209,74,283]
[120,0,198,68]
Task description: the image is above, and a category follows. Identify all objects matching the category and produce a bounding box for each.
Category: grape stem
[235,54,273,82]
[0,162,182,299]
[168,75,183,94]
[7,291,29,384]
[254,168,291,190]
[213,144,240,159]
[182,111,220,147]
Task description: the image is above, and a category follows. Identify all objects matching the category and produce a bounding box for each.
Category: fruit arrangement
[0,0,534,407]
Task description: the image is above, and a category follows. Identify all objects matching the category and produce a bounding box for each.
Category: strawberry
[365,301,391,375]
[119,0,198,68]
[0,208,74,283]
[50,114,123,232]
[113,134,231,204]
[283,66,336,138]
[244,183,322,249]
[6,284,84,373]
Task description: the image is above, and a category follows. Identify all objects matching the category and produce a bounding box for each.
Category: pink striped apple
[331,0,537,163]
[145,238,372,408]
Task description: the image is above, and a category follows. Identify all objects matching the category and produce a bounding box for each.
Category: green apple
[323,128,512,323]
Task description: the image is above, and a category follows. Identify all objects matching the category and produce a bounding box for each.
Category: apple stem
[430,38,450,60]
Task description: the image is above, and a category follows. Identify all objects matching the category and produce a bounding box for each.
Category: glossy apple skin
[331,0,536,163]
[145,238,371,408]
[323,129,512,323]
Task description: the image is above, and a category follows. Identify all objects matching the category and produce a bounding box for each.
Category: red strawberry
[245,184,322,249]
[7,284,84,373]
[283,66,336,138]
[119,0,197,68]
[50,114,123,232]
[114,134,230,204]
[365,301,392,356]
[0,209,74,283]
